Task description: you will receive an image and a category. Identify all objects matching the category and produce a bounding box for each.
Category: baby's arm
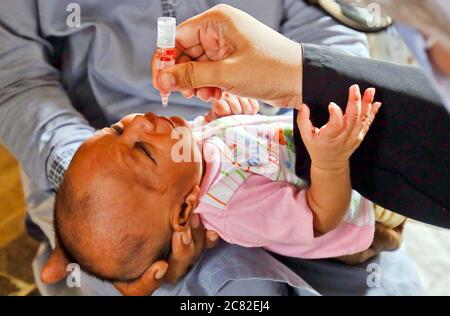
[297,85,381,234]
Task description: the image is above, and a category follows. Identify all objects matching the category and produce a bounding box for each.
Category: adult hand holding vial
[152,4,303,109]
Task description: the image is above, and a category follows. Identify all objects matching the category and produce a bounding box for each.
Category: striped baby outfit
[192,115,376,258]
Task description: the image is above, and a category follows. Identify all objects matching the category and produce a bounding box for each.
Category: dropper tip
[161,95,169,108]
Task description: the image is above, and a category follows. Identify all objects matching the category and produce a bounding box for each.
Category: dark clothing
[294,44,450,228]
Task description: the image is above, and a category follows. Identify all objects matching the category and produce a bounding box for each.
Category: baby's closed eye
[111,124,124,134]
[136,142,156,163]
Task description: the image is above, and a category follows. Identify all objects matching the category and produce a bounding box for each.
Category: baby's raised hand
[297,84,381,169]
[205,93,259,122]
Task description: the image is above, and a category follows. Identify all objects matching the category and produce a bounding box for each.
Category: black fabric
[294,44,450,228]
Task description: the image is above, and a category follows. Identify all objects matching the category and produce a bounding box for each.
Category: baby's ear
[170,185,201,232]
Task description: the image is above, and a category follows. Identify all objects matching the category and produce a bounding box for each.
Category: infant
[54,86,404,282]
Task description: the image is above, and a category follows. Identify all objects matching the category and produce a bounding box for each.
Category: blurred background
[0,0,449,296]
[0,145,39,296]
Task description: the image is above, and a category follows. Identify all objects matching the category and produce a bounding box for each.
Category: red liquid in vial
[156,48,175,66]
[155,48,175,107]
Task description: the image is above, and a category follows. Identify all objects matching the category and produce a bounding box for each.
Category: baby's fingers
[212,98,232,117]
[224,94,243,115]
[352,102,382,141]
[372,102,382,116]
[325,102,344,137]
[344,84,362,132]
[249,98,260,114]
[236,97,253,115]
[361,88,376,124]
[231,96,259,115]
[297,104,314,142]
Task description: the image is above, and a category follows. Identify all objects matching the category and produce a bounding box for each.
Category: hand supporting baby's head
[54,112,203,282]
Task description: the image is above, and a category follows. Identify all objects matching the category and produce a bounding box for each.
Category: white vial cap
[157,17,176,48]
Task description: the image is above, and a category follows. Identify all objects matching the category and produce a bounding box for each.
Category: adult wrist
[287,41,303,107]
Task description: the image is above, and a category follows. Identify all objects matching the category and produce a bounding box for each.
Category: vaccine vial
[156,17,176,107]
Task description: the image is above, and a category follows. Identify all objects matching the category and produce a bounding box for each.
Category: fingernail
[191,214,200,229]
[159,72,175,90]
[182,230,192,245]
[209,233,219,242]
[155,265,168,280]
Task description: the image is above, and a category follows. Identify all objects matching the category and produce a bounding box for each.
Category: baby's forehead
[76,132,123,166]
[70,128,166,199]
[69,150,124,192]
[76,133,108,157]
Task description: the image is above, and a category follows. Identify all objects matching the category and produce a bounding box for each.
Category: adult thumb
[157,61,223,91]
[40,245,71,284]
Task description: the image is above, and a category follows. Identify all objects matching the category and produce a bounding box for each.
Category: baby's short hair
[54,175,152,282]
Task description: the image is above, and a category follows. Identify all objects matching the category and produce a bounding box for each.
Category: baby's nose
[127,115,154,136]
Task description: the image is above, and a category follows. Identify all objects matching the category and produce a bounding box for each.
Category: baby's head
[54,112,203,282]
